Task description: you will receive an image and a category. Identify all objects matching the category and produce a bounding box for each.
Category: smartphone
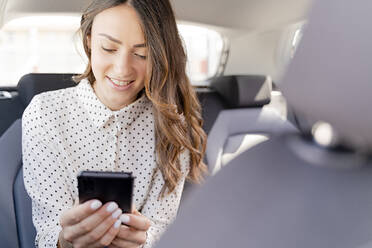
[77,171,134,213]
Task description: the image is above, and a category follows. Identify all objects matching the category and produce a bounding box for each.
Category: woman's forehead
[91,4,145,45]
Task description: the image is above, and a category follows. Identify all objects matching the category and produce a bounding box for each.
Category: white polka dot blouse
[22,79,190,248]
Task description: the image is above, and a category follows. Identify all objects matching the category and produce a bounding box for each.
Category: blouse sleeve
[22,95,74,248]
[141,149,190,248]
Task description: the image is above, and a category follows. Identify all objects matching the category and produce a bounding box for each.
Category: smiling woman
[87,4,149,110]
[21,1,207,248]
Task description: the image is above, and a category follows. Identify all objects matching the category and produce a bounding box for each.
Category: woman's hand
[59,200,122,248]
[108,208,151,248]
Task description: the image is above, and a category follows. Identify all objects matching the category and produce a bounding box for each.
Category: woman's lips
[106,76,135,91]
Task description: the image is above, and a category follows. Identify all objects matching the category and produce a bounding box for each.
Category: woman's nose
[114,52,133,77]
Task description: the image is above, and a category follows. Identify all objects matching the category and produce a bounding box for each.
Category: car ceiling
[1,0,312,31]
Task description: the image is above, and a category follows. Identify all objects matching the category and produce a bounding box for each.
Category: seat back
[157,131,372,248]
[206,75,296,174]
[0,119,37,248]
[14,168,36,247]
[195,88,227,134]
[0,119,26,248]
[181,87,227,201]
[0,92,24,137]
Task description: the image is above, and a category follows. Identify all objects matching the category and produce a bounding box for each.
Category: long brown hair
[74,0,207,196]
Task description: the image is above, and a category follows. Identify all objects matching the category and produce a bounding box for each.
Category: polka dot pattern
[22,79,190,248]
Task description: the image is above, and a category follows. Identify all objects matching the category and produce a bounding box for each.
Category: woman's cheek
[91,51,110,77]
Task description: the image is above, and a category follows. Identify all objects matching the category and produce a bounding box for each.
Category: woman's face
[89,4,148,110]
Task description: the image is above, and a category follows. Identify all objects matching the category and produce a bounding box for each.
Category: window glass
[0,15,85,87]
[178,23,224,83]
[0,15,224,87]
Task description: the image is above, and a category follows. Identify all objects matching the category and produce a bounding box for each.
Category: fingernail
[90,200,102,210]
[114,219,121,229]
[106,202,118,212]
[120,214,130,224]
[112,209,122,219]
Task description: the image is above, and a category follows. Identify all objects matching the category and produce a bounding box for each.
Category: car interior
[156,0,372,247]
[2,0,370,247]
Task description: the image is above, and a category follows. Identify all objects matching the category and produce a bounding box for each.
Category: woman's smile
[106,76,135,91]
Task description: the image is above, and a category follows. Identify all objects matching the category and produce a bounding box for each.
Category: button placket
[104,117,117,170]
[112,114,121,170]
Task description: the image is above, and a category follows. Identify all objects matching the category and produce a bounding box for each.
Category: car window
[178,23,225,85]
[0,15,225,87]
[0,15,85,87]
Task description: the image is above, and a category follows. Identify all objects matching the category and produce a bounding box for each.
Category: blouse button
[109,135,116,142]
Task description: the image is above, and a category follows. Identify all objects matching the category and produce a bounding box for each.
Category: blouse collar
[76,79,151,129]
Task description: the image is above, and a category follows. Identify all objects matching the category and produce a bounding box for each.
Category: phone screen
[77,171,134,213]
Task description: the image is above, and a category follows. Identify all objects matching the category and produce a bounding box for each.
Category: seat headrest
[210,75,272,108]
[280,0,372,152]
[17,73,77,107]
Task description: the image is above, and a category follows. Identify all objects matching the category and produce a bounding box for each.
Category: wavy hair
[74,0,207,196]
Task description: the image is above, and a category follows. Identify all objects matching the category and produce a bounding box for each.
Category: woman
[22,0,207,247]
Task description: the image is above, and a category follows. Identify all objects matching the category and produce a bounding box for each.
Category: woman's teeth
[111,78,133,86]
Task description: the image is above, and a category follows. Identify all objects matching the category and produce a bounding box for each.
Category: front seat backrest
[0,119,26,248]
[207,75,296,174]
[156,131,372,248]
[14,166,36,247]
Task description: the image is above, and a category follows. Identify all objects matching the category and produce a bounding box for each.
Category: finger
[60,199,102,227]
[120,213,151,231]
[111,236,139,248]
[108,244,120,248]
[133,208,141,216]
[116,224,147,244]
[74,208,122,246]
[63,202,119,241]
[131,203,136,214]
[98,220,122,247]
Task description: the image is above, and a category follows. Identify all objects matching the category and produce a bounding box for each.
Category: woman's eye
[134,53,147,59]
[102,47,116,53]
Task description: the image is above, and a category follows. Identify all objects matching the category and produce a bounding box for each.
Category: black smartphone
[77,171,134,213]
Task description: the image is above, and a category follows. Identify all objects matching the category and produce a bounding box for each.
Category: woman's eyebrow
[98,33,146,48]
[133,43,146,48]
[98,33,122,44]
